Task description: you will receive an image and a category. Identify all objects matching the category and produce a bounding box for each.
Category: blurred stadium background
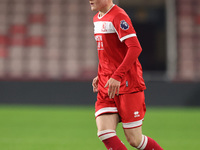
[0,0,200,149]
[0,0,199,106]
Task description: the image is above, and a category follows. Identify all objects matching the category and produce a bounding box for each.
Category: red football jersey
[93,5,146,94]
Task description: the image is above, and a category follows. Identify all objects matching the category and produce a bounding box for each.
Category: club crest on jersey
[101,22,107,32]
[120,20,129,30]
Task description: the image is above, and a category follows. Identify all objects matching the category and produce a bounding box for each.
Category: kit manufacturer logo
[134,111,140,118]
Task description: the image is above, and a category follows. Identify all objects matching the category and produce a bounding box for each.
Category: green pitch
[0,105,199,150]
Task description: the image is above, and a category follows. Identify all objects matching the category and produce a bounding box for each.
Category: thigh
[96,113,120,132]
[116,91,146,129]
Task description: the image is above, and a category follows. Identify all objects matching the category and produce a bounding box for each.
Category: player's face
[89,0,108,11]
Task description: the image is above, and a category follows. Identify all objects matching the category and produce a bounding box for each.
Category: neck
[99,2,114,17]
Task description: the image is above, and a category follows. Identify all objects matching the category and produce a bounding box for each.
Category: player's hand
[105,78,120,99]
[92,76,99,92]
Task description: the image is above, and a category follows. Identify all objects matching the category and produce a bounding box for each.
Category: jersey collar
[98,4,115,19]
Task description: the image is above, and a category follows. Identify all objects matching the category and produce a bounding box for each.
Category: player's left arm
[105,37,142,99]
[105,13,142,98]
[112,13,143,81]
[111,37,142,81]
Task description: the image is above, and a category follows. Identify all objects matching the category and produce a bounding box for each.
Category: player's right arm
[92,76,99,93]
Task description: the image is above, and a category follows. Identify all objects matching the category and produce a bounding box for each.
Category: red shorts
[95,91,146,129]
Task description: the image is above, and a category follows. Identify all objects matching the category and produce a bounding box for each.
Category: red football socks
[98,131,163,150]
[137,135,164,150]
[98,130,128,150]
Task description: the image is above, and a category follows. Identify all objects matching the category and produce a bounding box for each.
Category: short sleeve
[113,13,137,42]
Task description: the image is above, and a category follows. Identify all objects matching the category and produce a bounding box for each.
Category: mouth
[90,1,94,5]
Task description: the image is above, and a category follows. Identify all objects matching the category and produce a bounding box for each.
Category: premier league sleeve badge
[120,20,129,30]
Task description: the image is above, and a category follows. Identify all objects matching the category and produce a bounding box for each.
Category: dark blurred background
[0,0,199,106]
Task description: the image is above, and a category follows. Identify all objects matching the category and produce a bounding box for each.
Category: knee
[126,137,140,147]
[125,135,141,148]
